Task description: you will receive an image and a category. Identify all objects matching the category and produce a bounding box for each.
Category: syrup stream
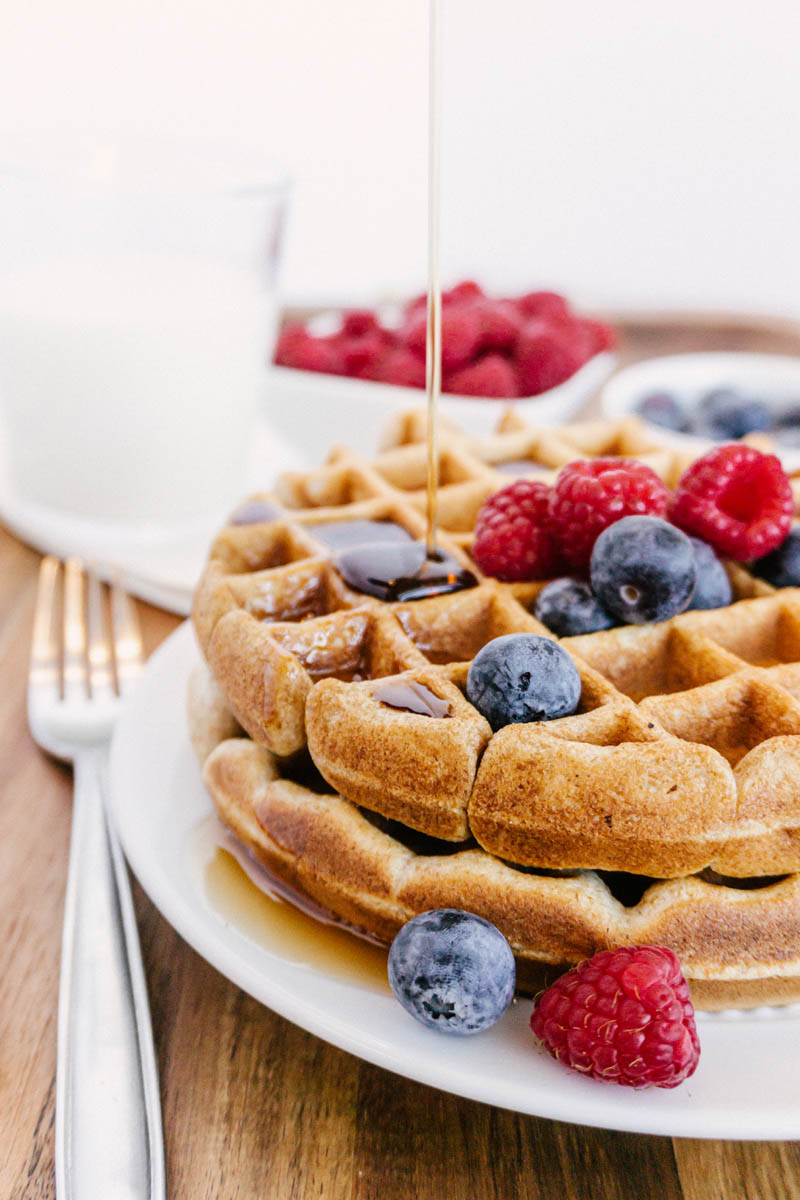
[425,0,442,560]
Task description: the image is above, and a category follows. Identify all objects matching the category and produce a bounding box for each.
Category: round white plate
[109,621,800,1140]
[600,351,800,471]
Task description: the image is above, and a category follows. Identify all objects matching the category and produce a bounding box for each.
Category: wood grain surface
[3,316,800,1199]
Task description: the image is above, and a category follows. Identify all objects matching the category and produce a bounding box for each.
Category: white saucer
[109,621,800,1139]
[0,419,308,614]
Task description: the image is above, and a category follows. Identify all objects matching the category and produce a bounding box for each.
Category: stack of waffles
[189,411,800,1010]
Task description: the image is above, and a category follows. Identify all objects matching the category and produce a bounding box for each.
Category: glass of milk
[0,134,290,532]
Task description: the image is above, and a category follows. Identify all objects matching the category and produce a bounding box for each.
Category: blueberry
[466,632,581,730]
[774,404,800,445]
[691,387,773,440]
[774,402,800,430]
[590,516,696,624]
[685,537,733,610]
[752,528,800,587]
[533,577,616,637]
[636,390,688,432]
[387,909,516,1035]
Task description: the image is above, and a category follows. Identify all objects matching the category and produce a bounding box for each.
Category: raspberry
[273,322,310,366]
[341,308,380,337]
[403,291,428,317]
[273,325,345,375]
[369,347,426,388]
[472,480,562,581]
[443,279,484,305]
[581,317,617,353]
[670,444,793,562]
[402,304,484,371]
[341,328,395,376]
[531,945,700,1089]
[548,458,670,572]
[515,320,588,395]
[516,290,572,322]
[445,353,520,399]
[478,299,523,352]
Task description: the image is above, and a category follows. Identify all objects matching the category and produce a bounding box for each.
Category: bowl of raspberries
[601,351,800,471]
[270,281,616,462]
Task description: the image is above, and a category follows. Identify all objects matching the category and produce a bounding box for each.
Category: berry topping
[685,537,733,610]
[670,444,793,562]
[590,516,696,625]
[388,909,515,1035]
[446,353,520,399]
[472,480,562,582]
[531,945,700,1089]
[549,458,671,574]
[466,632,581,730]
[693,387,773,440]
[752,528,800,588]
[636,390,688,432]
[534,577,616,637]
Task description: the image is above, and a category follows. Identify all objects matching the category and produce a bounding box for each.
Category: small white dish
[109,621,800,1140]
[266,350,616,464]
[601,351,800,471]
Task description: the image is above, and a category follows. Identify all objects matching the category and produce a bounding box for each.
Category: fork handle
[56,748,165,1200]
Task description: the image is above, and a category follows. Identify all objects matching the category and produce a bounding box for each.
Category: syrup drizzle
[373,678,451,718]
[229,498,281,526]
[336,541,477,603]
[425,0,443,560]
[310,519,413,552]
[193,816,390,993]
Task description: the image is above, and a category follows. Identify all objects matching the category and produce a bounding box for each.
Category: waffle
[191,412,800,1009]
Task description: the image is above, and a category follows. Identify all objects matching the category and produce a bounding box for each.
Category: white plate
[109,621,800,1140]
[600,351,800,471]
[266,352,616,466]
[0,417,307,615]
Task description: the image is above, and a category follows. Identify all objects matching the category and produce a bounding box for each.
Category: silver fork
[29,557,165,1200]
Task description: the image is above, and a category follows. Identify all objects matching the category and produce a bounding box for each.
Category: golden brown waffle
[191,411,800,1008]
[187,662,800,1011]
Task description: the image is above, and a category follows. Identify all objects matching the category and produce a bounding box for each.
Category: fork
[28,557,165,1200]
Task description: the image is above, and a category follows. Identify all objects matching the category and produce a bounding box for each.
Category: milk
[0,253,273,525]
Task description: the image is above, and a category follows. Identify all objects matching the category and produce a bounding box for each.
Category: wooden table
[4,316,800,1199]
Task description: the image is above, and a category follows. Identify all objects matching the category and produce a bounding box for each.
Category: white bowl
[600,351,800,471]
[264,350,616,467]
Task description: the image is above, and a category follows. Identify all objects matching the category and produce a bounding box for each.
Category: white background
[3,0,800,314]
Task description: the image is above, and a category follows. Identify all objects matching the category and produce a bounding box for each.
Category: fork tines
[31,558,143,701]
